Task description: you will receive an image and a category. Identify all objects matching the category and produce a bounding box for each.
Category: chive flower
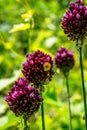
[22,50,54,87]
[62,0,87,41]
[5,77,42,117]
[55,47,74,75]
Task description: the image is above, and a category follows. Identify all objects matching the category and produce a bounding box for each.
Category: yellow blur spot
[21,10,34,21]
[5,42,12,50]
[0,56,4,63]
[84,71,87,81]
[56,86,63,95]
[43,62,51,71]
[83,60,87,68]
[45,18,51,24]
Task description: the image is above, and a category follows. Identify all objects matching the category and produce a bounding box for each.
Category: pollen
[43,62,51,71]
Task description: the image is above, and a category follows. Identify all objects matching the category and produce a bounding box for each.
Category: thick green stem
[27,19,33,54]
[65,76,72,130]
[23,116,30,130]
[41,92,45,130]
[79,45,87,130]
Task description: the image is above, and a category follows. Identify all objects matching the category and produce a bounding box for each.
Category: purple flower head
[22,50,54,87]
[5,77,42,117]
[55,47,74,75]
[62,0,87,41]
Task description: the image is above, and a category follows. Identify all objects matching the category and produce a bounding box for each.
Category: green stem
[27,19,32,54]
[27,29,31,53]
[28,29,31,53]
[23,116,30,130]
[41,92,45,130]
[78,43,87,130]
[65,76,72,130]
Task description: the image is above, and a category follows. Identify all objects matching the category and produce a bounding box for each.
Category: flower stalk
[65,75,72,130]
[41,92,45,130]
[27,19,32,53]
[55,47,74,130]
[77,39,87,130]
[23,116,29,130]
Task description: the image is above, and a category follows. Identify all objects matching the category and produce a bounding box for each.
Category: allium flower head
[22,50,54,86]
[62,0,87,41]
[55,47,74,75]
[5,77,42,117]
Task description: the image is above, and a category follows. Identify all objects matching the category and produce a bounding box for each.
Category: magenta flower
[5,77,42,117]
[55,47,74,75]
[22,50,54,87]
[62,0,87,41]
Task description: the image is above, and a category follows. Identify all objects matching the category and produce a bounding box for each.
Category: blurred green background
[0,0,87,129]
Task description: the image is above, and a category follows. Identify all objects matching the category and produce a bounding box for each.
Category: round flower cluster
[22,50,54,86]
[5,77,42,117]
[55,47,74,75]
[62,0,87,41]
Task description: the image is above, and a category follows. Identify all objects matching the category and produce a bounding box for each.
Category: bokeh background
[0,0,87,129]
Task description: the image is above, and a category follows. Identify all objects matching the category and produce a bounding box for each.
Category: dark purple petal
[5,77,42,117]
[62,0,87,40]
[54,47,74,74]
[22,50,54,86]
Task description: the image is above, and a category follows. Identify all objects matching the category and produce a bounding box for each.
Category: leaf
[9,23,30,33]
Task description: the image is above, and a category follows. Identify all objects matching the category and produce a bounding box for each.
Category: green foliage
[0,0,87,129]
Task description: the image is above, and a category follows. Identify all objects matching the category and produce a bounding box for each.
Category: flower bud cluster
[55,47,74,75]
[62,0,87,40]
[22,50,54,86]
[5,77,42,117]
[5,50,54,116]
